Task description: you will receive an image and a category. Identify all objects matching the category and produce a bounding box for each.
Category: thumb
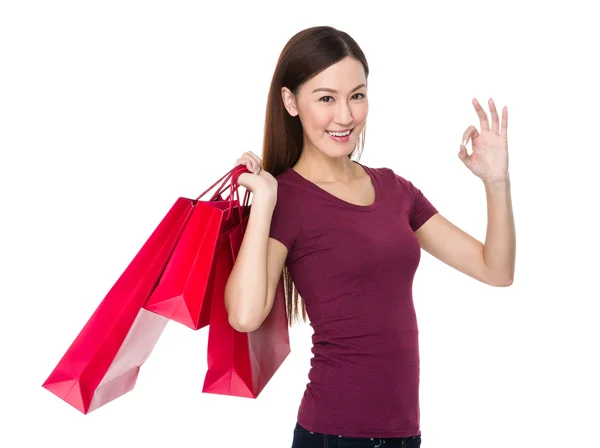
[458,144,470,165]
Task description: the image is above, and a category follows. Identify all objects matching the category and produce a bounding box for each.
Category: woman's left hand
[459,98,509,184]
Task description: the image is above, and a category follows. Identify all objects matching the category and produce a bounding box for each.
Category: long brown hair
[261,26,370,327]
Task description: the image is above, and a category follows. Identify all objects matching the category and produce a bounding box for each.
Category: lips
[326,128,354,137]
[326,127,354,143]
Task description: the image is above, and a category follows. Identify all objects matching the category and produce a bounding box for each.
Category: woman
[224,26,515,448]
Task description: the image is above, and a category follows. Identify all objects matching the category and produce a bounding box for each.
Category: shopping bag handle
[195,164,247,202]
[211,166,248,201]
[194,164,253,233]
[224,171,252,231]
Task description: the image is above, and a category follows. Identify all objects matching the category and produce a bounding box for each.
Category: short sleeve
[389,168,439,232]
[269,183,301,253]
[405,179,439,231]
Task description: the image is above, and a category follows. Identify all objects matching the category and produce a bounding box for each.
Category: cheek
[316,112,333,131]
[301,105,332,131]
[352,102,369,123]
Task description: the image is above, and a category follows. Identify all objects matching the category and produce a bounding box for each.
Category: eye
[351,93,365,100]
[319,96,334,103]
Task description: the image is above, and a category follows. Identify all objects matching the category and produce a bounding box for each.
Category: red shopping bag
[42,198,193,414]
[202,185,291,398]
[143,166,249,330]
[42,165,248,413]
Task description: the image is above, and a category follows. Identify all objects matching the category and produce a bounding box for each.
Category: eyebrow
[312,83,367,94]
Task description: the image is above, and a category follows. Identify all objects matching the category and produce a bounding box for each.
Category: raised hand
[458,98,509,184]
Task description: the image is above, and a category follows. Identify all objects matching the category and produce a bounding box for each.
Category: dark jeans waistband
[292,421,422,447]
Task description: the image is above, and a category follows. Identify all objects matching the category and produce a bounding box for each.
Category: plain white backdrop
[1,1,598,447]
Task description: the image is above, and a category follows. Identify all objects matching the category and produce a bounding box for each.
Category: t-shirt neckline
[287,161,381,212]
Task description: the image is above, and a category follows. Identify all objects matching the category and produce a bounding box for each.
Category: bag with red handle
[42,164,251,413]
[202,166,291,398]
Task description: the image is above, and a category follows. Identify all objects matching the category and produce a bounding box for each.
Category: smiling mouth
[326,128,353,137]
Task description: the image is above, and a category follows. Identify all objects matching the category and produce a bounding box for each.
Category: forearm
[224,194,274,329]
[482,178,516,286]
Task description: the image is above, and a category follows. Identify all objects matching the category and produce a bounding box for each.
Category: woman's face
[282,56,368,159]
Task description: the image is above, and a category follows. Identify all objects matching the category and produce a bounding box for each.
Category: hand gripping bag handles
[202,169,292,398]
[143,165,250,330]
[42,165,247,414]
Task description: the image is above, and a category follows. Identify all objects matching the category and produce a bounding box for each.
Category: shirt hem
[297,412,421,438]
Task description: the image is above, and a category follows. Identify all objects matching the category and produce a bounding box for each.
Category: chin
[320,147,356,160]
[323,138,358,157]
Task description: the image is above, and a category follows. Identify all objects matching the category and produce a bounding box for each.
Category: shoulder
[377,165,407,183]
[364,164,412,194]
[270,169,302,214]
[272,168,298,198]
[268,169,302,252]
[363,164,401,180]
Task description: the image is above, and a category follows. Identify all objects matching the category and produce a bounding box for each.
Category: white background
[1,1,599,447]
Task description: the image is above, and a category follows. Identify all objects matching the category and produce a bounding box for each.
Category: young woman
[224,26,515,448]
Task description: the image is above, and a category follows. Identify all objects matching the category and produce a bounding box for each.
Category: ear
[281,87,299,117]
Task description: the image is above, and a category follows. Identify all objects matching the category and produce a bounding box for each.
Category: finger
[235,159,255,173]
[235,156,252,165]
[239,156,258,171]
[461,125,480,147]
[247,156,263,174]
[458,143,470,163]
[458,144,474,172]
[235,158,255,172]
[500,105,508,139]
[472,98,490,132]
[244,151,262,167]
[488,98,499,134]
[248,160,261,174]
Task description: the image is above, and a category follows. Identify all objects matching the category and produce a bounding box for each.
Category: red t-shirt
[269,161,438,438]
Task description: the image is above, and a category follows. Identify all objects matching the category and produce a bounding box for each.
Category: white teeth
[328,130,351,137]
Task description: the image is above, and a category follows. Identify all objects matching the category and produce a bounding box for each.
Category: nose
[334,100,353,127]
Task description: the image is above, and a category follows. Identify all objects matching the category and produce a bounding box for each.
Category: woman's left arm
[415,178,515,287]
[415,97,515,287]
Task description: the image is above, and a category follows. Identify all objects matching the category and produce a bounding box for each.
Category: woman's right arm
[224,194,288,332]
[224,152,288,333]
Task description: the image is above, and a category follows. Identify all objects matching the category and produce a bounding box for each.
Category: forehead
[302,57,367,93]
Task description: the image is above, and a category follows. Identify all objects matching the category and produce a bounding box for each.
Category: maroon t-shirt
[269,161,438,438]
